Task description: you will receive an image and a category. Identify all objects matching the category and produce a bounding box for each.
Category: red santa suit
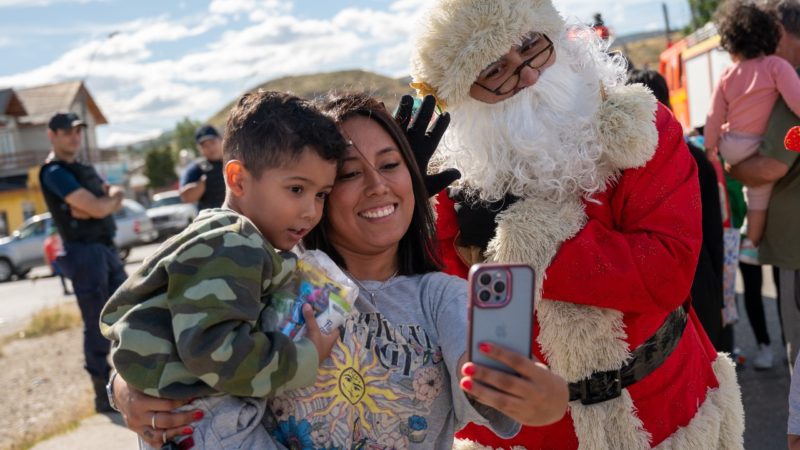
[436,101,744,449]
[408,0,744,446]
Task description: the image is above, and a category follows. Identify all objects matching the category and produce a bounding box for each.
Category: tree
[687,0,722,32]
[173,117,202,155]
[144,146,177,188]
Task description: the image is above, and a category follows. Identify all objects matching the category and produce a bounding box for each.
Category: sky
[0,0,692,148]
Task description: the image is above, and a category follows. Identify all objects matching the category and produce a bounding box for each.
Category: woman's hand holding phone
[459,346,569,427]
[463,263,569,426]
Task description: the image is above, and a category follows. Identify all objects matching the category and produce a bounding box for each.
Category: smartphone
[467,263,535,375]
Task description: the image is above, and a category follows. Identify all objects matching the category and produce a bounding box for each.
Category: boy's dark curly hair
[715,0,780,58]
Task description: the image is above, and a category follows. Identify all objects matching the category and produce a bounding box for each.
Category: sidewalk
[30,413,137,450]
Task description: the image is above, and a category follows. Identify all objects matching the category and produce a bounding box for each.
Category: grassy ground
[18,304,82,340]
[0,305,93,450]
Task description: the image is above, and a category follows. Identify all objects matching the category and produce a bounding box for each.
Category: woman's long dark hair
[303,92,442,276]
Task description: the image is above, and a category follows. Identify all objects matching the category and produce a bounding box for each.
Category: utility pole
[663,2,672,46]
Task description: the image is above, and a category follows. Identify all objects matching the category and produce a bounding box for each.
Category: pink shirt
[705,55,800,153]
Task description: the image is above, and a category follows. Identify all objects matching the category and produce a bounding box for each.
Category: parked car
[146,190,198,238]
[114,199,159,258]
[0,199,157,282]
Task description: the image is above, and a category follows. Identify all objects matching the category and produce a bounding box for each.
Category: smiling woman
[304,94,436,279]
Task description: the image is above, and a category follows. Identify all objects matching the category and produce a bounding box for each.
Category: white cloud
[0,1,429,146]
[208,0,292,21]
[389,0,431,12]
[99,128,163,147]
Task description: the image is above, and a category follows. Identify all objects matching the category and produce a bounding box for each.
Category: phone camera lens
[478,289,491,302]
[493,281,506,293]
[479,273,492,286]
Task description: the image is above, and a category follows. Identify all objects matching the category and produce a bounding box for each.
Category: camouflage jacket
[100,208,319,400]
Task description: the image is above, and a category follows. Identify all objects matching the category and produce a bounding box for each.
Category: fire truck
[659,22,733,132]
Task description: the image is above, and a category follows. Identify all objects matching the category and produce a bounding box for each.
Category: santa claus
[408,0,745,448]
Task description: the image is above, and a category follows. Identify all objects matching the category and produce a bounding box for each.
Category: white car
[0,199,157,282]
[146,190,198,238]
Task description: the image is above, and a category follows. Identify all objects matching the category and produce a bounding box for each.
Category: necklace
[347,270,399,306]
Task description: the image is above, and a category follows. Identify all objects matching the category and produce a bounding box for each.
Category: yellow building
[0,167,47,234]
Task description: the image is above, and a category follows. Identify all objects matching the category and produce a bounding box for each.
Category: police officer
[179,124,225,211]
[39,112,127,412]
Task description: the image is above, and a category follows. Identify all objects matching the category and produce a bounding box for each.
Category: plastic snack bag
[277,250,358,340]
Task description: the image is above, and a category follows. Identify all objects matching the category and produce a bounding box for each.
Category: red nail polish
[463,364,476,376]
[193,411,204,420]
[182,427,193,435]
[479,343,492,353]
[461,379,473,391]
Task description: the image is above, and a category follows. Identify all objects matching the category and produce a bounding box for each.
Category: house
[0,80,107,235]
[0,89,28,236]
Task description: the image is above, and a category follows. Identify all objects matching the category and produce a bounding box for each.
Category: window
[22,202,35,221]
[17,218,45,239]
[0,127,14,155]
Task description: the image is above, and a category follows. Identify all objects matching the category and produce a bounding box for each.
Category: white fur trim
[485,196,586,273]
[570,390,651,450]
[452,440,526,450]
[653,353,744,450]
[536,300,629,380]
[538,299,651,449]
[410,0,565,108]
[597,84,659,172]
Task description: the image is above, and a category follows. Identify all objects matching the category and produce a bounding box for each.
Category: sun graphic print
[266,312,446,449]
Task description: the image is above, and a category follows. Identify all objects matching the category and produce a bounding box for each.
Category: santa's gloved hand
[450,188,520,250]
[394,95,460,197]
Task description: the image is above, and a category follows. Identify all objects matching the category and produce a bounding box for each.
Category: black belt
[567,306,688,405]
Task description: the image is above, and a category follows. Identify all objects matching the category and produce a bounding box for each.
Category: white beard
[437,36,624,203]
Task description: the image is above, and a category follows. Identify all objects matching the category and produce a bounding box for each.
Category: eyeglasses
[474,33,554,96]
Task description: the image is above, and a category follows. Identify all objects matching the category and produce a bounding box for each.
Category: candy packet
[273,250,358,340]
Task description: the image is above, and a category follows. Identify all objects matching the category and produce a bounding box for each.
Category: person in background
[791,355,800,448]
[43,225,71,296]
[592,13,611,41]
[179,124,226,211]
[734,182,778,369]
[705,0,800,261]
[729,0,800,371]
[38,112,127,413]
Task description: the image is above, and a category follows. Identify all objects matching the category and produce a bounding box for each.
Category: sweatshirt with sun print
[264,272,519,450]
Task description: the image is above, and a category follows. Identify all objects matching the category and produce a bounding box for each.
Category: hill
[612,31,684,70]
[207,69,413,129]
[206,34,680,127]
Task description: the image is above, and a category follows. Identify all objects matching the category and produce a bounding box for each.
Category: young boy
[100,90,346,449]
